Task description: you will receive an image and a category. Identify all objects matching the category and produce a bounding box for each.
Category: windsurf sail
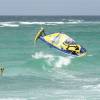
[34,28,86,56]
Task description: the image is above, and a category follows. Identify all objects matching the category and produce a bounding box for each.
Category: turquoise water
[0,16,100,100]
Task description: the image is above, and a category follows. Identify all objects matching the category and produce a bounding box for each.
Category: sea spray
[32,52,71,68]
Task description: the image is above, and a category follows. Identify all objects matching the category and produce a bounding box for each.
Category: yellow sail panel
[43,33,71,49]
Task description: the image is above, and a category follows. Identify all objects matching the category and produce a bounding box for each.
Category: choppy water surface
[0,16,100,100]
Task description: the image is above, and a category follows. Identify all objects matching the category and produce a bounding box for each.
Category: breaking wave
[67,19,83,24]
[0,20,100,27]
[0,98,26,100]
[82,84,100,91]
[0,22,19,27]
[19,21,64,25]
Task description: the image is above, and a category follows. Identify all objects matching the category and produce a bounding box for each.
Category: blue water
[0,16,100,100]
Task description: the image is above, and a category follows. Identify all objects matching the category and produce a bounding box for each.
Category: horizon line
[0,15,100,16]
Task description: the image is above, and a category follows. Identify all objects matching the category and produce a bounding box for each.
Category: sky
[0,0,100,15]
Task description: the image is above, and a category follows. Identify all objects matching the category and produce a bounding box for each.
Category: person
[0,64,4,76]
[64,38,75,44]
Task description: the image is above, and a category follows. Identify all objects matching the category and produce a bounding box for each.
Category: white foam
[54,56,71,68]
[19,21,64,25]
[19,21,84,25]
[0,20,100,27]
[32,52,54,66]
[32,52,71,68]
[67,19,83,24]
[0,22,19,27]
[82,84,100,91]
[0,98,26,100]
[32,52,54,59]
[19,21,35,25]
[2,24,19,27]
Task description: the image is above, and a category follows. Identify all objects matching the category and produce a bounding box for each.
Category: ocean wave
[82,84,100,91]
[0,26,5,27]
[67,19,84,24]
[19,21,64,25]
[19,21,100,25]
[0,98,26,100]
[19,21,84,25]
[54,56,71,68]
[18,21,82,25]
[0,21,100,27]
[19,22,34,25]
[2,24,19,27]
[32,52,71,68]
[0,22,19,27]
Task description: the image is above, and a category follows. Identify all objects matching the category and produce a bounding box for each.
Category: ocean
[0,16,100,100]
